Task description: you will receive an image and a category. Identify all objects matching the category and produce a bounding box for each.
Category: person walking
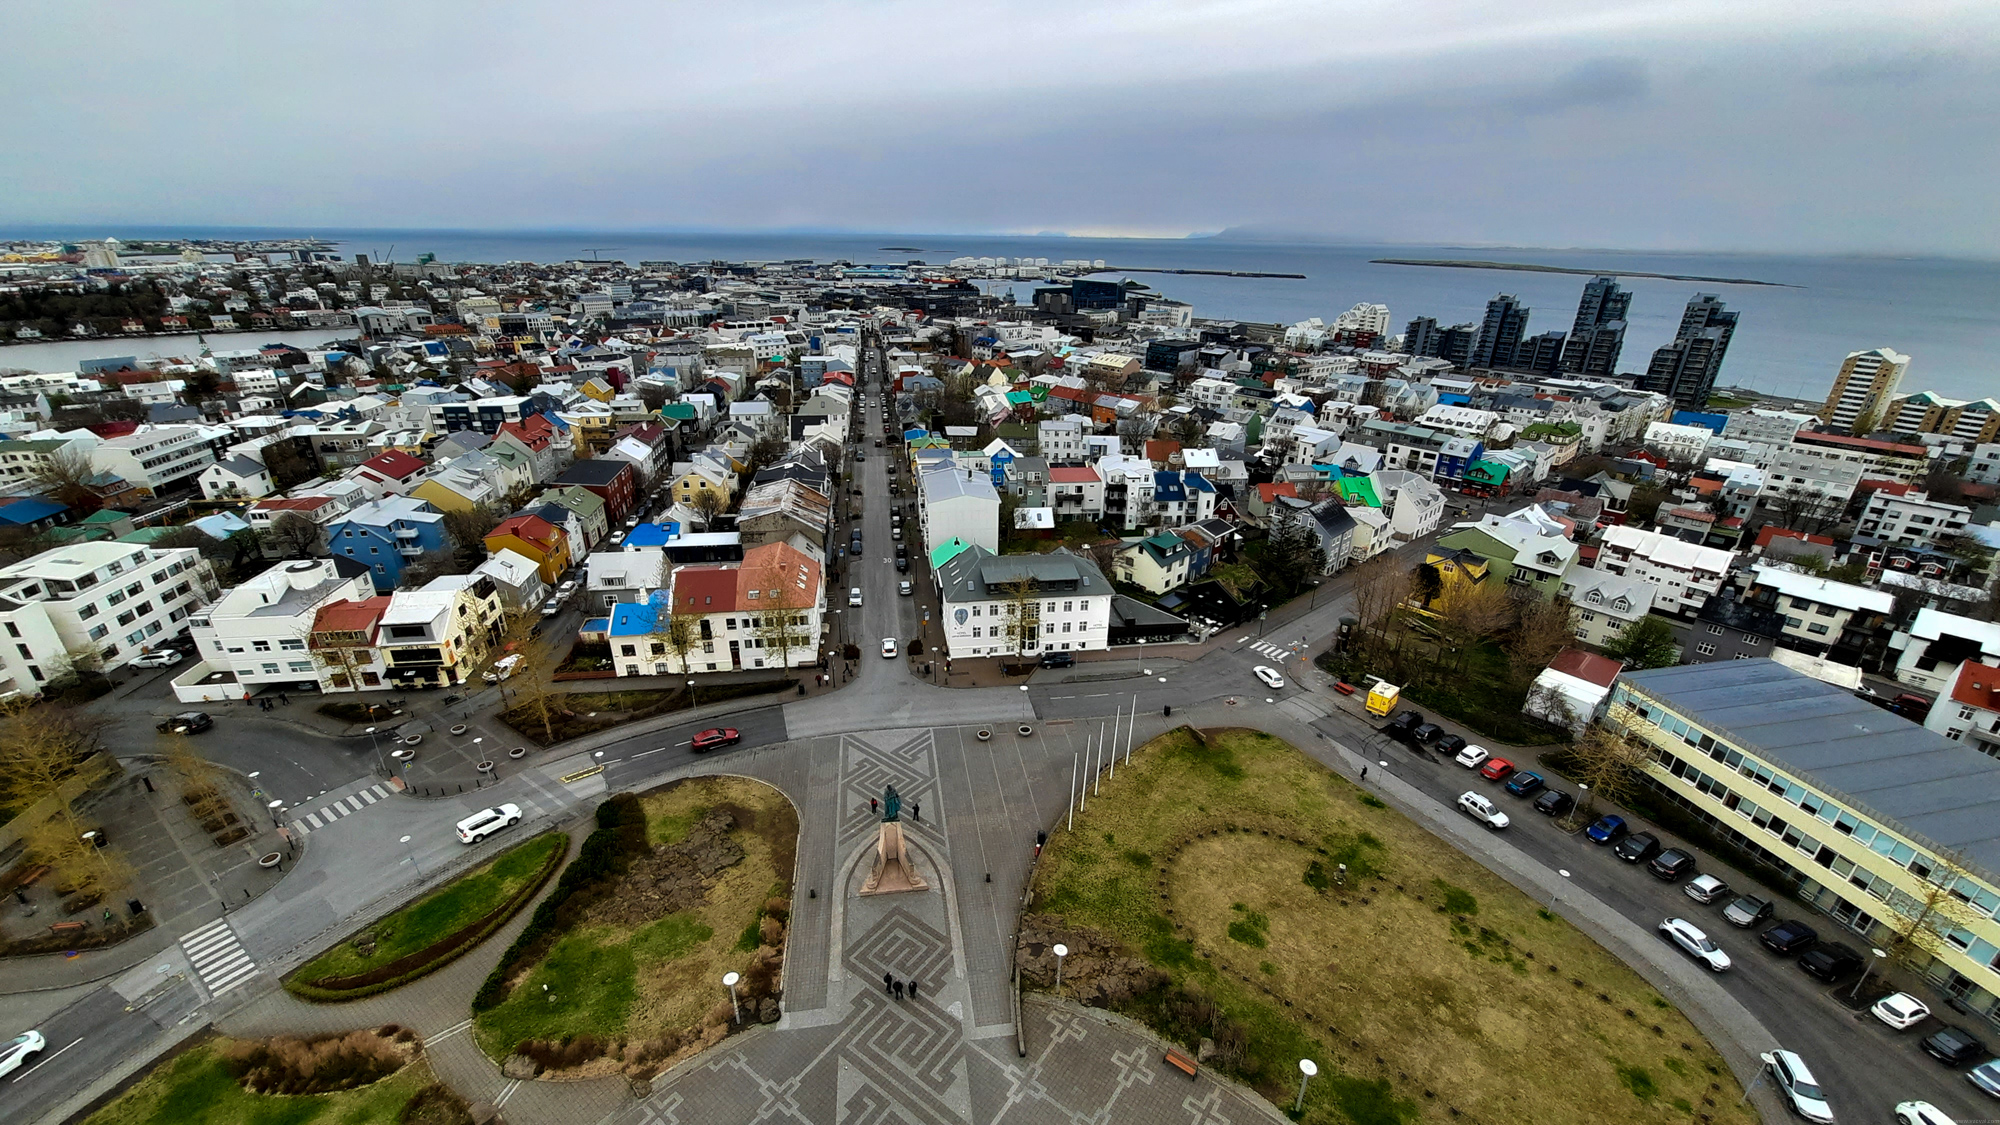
[1361,765,1368,781]
[907,979,919,1001]
[870,797,879,815]
[893,980,904,1000]
[883,971,894,994]
[911,801,920,822]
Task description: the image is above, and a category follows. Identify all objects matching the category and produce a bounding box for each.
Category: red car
[1479,757,1516,782]
[691,727,740,752]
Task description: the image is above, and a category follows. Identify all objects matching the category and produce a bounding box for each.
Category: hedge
[283,831,568,1002]
[471,794,649,1012]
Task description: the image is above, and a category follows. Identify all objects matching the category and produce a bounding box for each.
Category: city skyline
[3,2,1997,255]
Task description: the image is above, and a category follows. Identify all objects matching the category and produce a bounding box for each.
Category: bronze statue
[882,784,901,822]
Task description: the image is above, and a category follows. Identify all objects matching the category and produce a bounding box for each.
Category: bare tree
[653,603,703,675]
[1506,596,1576,684]
[1001,576,1043,658]
[1431,578,1513,675]
[266,512,324,558]
[27,446,106,512]
[441,504,501,563]
[1563,723,1654,822]
[753,594,814,672]
[492,609,562,743]
[397,549,468,588]
[1879,850,1989,973]
[690,487,729,530]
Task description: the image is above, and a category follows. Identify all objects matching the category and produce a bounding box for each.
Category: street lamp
[1550,869,1571,911]
[1849,947,1888,1000]
[722,970,742,1022]
[687,678,698,709]
[1295,1058,1318,1113]
[268,799,285,829]
[400,834,421,875]
[365,726,385,773]
[1052,943,1068,994]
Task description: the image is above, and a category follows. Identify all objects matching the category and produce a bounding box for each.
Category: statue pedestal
[860,821,928,896]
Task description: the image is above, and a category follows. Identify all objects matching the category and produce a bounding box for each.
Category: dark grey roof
[936,545,1108,603]
[1621,659,2000,878]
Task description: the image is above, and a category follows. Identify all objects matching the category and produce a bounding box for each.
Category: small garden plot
[471,776,798,1080]
[1024,727,1754,1125]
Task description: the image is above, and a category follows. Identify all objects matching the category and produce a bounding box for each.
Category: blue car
[1586,814,1628,844]
[1504,771,1545,797]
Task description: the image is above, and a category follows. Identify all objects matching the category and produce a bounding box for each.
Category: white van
[455,803,522,844]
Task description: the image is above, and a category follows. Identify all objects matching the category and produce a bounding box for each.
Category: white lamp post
[1849,947,1888,1000]
[723,970,742,1022]
[1052,943,1068,994]
[1551,869,1571,911]
[268,799,285,828]
[400,834,420,874]
[1295,1058,1318,1113]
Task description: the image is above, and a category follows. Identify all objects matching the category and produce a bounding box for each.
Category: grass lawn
[1318,634,1566,747]
[1031,727,1755,1125]
[292,832,566,988]
[82,1042,434,1125]
[501,681,794,745]
[472,776,797,1064]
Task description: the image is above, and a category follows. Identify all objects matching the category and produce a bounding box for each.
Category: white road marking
[12,1036,82,1082]
[634,748,664,757]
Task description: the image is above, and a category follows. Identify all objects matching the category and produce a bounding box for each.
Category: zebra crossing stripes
[1248,640,1298,660]
[289,783,390,835]
[181,917,258,999]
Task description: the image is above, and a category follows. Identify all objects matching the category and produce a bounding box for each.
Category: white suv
[1762,1049,1833,1123]
[455,803,522,844]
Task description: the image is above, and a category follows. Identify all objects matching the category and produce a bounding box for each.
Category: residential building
[1890,609,2000,695]
[0,541,215,686]
[1640,295,1737,410]
[1926,660,2000,759]
[586,548,665,611]
[1667,593,1783,664]
[638,541,824,675]
[1375,469,1445,542]
[1116,532,1198,595]
[1470,294,1529,370]
[185,557,375,695]
[348,449,428,499]
[1789,430,1931,485]
[1724,409,1814,449]
[247,495,350,556]
[1744,562,1894,663]
[326,497,450,592]
[1431,507,1578,598]
[472,548,548,610]
[305,595,392,693]
[90,425,216,494]
[738,477,832,551]
[484,514,572,584]
[1969,443,2000,486]
[537,485,611,552]
[1524,648,1625,732]
[374,573,505,689]
[1859,489,1972,551]
[1271,497,1355,575]
[199,454,274,500]
[1595,526,1735,617]
[552,458,638,524]
[1644,421,1714,465]
[1558,568,1657,648]
[935,545,1111,660]
[1560,277,1630,377]
[1609,659,2000,1032]
[1818,348,1912,436]
[918,464,1001,555]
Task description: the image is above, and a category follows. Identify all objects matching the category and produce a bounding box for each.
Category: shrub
[218,1027,409,1094]
[473,794,650,1012]
[399,1082,474,1125]
[517,1035,609,1071]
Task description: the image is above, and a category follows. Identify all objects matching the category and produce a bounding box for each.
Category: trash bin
[127,898,146,917]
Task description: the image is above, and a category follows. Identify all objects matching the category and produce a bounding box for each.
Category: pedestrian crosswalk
[289,782,390,836]
[1248,640,1301,661]
[181,917,258,999]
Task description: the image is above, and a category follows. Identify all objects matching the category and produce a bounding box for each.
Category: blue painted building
[326,497,449,591]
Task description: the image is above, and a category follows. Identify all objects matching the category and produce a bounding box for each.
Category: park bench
[1163,1048,1198,1080]
[48,921,86,936]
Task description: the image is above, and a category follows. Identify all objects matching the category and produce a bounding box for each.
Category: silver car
[1659,917,1731,972]
[0,1030,45,1079]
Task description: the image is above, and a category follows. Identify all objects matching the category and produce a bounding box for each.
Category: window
[287,660,312,672]
[1960,706,1977,722]
[1706,624,1724,635]
[1814,603,1837,617]
[253,640,271,652]
[1808,623,1830,636]
[1741,634,1760,647]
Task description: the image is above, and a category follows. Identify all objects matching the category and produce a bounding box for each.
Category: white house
[935,544,1111,660]
[185,557,376,697]
[0,541,216,688]
[1595,526,1735,617]
[918,464,1001,555]
[1644,421,1715,464]
[1891,608,2000,695]
[90,425,215,493]
[1557,568,1657,648]
[1858,489,1973,551]
[199,454,275,500]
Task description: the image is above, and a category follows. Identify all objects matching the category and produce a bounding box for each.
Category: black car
[1922,1026,1988,1067]
[1434,733,1468,756]
[1385,710,1424,741]
[895,557,909,572]
[156,711,213,735]
[1799,942,1865,982]
[1613,832,1661,863]
[1533,789,1575,817]
[1648,848,1698,882]
[1759,920,1819,956]
[1039,652,1075,669]
[1410,722,1444,747]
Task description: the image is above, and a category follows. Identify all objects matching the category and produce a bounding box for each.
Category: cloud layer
[3,1,1995,254]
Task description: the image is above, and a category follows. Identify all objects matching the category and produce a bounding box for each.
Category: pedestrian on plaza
[279,693,289,705]
[883,972,894,994]
[1361,765,1368,781]
[908,979,919,1001]
[911,801,920,822]
[893,980,904,1000]
[870,797,879,815]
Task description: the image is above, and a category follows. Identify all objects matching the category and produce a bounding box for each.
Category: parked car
[1648,848,1698,882]
[483,654,523,683]
[690,727,740,752]
[1039,652,1074,669]
[1798,942,1865,982]
[1763,1049,1835,1123]
[1254,666,1286,690]
[1503,771,1544,797]
[1759,920,1820,956]
[1722,894,1775,928]
[1478,758,1516,782]
[881,638,898,659]
[156,711,212,735]
[455,803,522,844]
[1659,917,1731,971]
[899,580,913,596]
[540,598,563,618]
[1385,710,1424,741]
[1457,791,1509,829]
[1614,833,1662,864]
[0,1030,45,1079]
[1968,1058,2000,1099]
[1872,992,1933,1031]
[1454,744,1491,769]
[1924,1026,1989,1067]
[1683,874,1731,904]
[1894,1101,1958,1125]
[849,587,863,607]
[1434,733,1468,756]
[896,557,909,572]
[130,650,184,669]
[1533,789,1575,817]
[1410,722,1444,746]
[1585,814,1628,844]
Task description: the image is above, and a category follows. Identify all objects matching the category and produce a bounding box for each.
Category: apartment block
[0,541,216,688]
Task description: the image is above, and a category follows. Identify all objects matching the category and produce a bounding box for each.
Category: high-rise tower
[1817,348,1911,435]
[1560,276,1630,376]
[1640,294,1737,409]
[1470,294,1529,370]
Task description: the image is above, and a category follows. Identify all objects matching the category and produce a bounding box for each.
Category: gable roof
[359,449,427,481]
[488,514,563,553]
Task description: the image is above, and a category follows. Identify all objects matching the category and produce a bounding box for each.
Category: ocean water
[7,225,1995,403]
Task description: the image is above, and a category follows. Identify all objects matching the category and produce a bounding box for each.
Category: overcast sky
[4,1,1996,254]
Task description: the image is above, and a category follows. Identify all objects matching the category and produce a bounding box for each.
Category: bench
[48,921,86,935]
[19,864,50,886]
[1164,1048,1198,1080]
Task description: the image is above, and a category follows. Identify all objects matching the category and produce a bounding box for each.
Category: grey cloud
[1504,58,1651,114]
[1813,47,1954,88]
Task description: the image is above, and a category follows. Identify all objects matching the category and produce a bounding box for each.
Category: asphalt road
[0,978,201,1125]
[597,704,791,790]
[1316,698,1995,1125]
